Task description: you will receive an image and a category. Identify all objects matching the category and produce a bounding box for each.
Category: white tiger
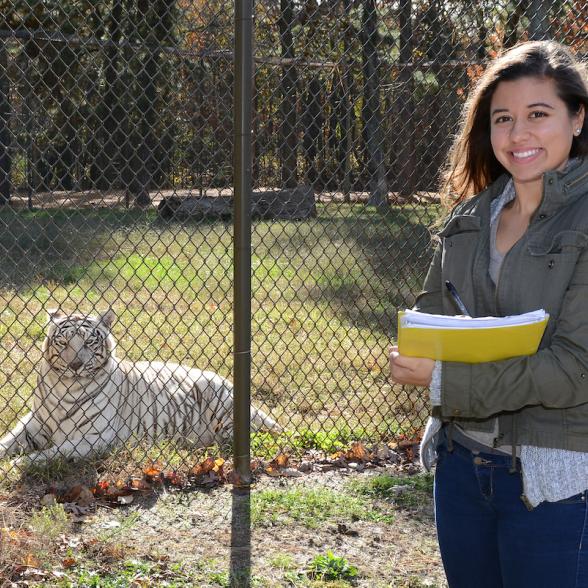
[0,310,280,463]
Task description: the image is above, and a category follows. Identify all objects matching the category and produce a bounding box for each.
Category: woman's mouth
[510,148,542,163]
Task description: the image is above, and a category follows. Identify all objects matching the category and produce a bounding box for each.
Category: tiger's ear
[47,309,66,323]
[100,310,115,329]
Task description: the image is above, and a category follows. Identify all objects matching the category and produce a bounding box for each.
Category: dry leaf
[163,471,184,486]
[143,463,163,478]
[129,478,151,491]
[75,486,95,507]
[347,441,370,462]
[271,453,289,468]
[192,456,224,476]
[22,553,40,567]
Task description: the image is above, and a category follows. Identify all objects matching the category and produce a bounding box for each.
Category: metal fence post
[231,2,254,585]
[233,0,253,488]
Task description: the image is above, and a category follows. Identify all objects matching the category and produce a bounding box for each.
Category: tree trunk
[129,0,173,206]
[95,0,124,189]
[528,0,550,40]
[303,76,321,185]
[341,0,354,203]
[0,39,10,205]
[278,0,298,189]
[504,0,527,48]
[396,0,414,198]
[361,0,388,208]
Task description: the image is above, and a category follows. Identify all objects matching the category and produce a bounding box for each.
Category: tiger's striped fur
[0,310,280,463]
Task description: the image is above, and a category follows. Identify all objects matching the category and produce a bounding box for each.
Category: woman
[390,40,588,587]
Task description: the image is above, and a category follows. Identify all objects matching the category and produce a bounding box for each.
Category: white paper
[401,309,547,330]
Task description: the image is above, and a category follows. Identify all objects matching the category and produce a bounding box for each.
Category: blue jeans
[434,436,588,588]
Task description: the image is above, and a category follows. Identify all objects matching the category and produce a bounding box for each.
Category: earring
[575,128,582,136]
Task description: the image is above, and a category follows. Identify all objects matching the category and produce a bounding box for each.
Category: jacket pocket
[524,231,588,317]
[439,216,481,311]
[528,230,588,256]
[439,215,481,265]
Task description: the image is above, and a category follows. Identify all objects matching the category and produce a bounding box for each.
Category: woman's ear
[575,104,585,133]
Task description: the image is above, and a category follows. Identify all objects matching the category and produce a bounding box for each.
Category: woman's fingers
[389,349,434,386]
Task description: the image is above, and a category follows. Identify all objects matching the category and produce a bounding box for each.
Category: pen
[445,280,471,316]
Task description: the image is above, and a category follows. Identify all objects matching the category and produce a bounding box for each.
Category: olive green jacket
[416,158,588,451]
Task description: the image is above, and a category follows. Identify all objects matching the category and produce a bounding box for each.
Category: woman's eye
[530,111,547,119]
[493,116,510,124]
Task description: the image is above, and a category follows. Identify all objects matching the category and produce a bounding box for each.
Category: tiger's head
[42,310,116,378]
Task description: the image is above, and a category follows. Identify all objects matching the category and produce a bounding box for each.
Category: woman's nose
[510,119,531,141]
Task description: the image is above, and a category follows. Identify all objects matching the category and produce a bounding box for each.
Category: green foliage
[54,560,199,588]
[252,486,393,528]
[348,473,434,509]
[306,551,358,583]
[29,504,71,541]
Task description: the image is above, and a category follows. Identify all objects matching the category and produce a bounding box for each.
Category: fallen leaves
[22,439,414,528]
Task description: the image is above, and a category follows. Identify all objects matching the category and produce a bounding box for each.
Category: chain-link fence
[0,1,587,480]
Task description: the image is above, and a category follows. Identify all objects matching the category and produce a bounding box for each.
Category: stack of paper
[397,309,549,363]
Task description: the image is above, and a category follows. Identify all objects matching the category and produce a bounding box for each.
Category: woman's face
[490,76,584,186]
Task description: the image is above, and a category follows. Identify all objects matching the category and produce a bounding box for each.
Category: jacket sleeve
[440,245,588,419]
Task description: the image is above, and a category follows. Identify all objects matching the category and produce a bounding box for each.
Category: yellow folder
[397,310,549,363]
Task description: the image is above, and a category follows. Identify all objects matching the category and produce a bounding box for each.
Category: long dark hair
[440,41,588,208]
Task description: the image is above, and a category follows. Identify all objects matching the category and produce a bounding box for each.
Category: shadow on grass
[275,204,438,339]
[0,208,158,289]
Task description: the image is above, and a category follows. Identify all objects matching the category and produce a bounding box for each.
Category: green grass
[0,203,436,467]
[347,473,434,509]
[252,485,394,528]
[48,559,216,587]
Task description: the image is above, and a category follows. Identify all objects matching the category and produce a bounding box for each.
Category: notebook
[397,309,549,363]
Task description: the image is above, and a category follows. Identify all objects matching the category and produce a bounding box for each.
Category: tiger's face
[43,310,116,378]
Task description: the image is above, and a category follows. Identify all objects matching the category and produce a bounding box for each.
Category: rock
[40,493,57,507]
[157,195,232,220]
[298,460,313,473]
[157,186,316,221]
[336,523,359,537]
[252,186,316,220]
[280,467,304,478]
[389,484,412,495]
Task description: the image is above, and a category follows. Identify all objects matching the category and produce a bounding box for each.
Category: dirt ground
[1,461,447,587]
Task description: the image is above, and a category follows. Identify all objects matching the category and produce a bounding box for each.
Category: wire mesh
[0,0,586,479]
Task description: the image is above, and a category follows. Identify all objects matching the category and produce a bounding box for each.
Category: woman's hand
[389,346,434,387]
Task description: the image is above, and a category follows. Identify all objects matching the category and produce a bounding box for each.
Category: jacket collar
[486,158,588,220]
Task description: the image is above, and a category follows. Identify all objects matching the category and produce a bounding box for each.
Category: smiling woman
[389,40,588,588]
[490,77,583,180]
[491,76,585,253]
